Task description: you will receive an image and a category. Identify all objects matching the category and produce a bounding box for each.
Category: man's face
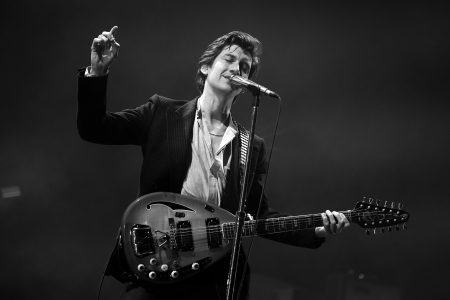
[202,44,253,97]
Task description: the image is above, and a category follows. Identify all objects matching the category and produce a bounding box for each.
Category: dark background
[1,1,449,299]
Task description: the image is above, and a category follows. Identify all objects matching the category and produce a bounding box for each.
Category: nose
[229,61,242,76]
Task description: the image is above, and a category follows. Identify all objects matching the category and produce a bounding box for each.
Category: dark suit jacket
[77,70,324,288]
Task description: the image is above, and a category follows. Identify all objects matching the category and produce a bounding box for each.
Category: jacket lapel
[166,98,198,192]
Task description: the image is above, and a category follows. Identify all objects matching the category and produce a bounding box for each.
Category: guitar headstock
[351,197,410,234]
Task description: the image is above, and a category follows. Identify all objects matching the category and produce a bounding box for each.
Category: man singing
[77,26,349,300]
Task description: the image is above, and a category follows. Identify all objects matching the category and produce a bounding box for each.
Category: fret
[264,218,273,233]
[223,221,257,239]
[223,223,232,239]
[285,218,294,231]
[307,214,313,228]
[272,218,280,233]
[243,223,251,236]
[279,218,286,231]
[222,213,324,238]
[256,219,267,235]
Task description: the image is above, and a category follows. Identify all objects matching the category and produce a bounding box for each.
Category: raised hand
[90,26,120,76]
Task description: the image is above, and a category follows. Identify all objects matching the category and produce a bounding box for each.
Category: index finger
[110,25,119,36]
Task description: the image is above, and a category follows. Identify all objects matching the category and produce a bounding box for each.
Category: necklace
[209,132,224,137]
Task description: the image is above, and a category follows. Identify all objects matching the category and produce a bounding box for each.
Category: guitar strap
[236,122,249,188]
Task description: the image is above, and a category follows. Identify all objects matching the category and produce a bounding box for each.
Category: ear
[200,65,209,76]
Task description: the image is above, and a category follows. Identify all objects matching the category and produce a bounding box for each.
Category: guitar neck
[222,211,352,238]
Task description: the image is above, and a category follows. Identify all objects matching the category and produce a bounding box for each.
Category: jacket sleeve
[77,68,157,145]
[246,138,325,249]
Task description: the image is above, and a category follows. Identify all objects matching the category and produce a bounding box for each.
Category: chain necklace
[209,132,224,137]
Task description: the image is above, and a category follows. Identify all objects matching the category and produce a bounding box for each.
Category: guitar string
[165,211,406,237]
[146,219,407,250]
[135,205,406,239]
[144,219,406,250]
[163,210,403,233]
[132,212,408,254]
[141,211,407,240]
[143,213,407,249]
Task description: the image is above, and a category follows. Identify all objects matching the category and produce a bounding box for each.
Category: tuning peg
[373,228,377,235]
[368,198,373,204]
[388,226,392,232]
[384,201,388,207]
[396,226,400,231]
[375,199,380,205]
[402,223,407,230]
[390,202,395,209]
[397,203,403,210]
[381,227,386,233]
[365,229,370,235]
[362,197,367,203]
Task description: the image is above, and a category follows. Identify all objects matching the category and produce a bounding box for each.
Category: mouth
[221,74,243,92]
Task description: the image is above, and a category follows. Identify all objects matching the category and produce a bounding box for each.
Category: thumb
[110,25,119,36]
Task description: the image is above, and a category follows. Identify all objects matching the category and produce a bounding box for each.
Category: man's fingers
[93,33,120,55]
[110,25,118,36]
[104,26,119,42]
[91,37,107,53]
[325,210,337,234]
[102,27,120,49]
[102,31,112,39]
[91,37,102,49]
[111,41,120,57]
[333,211,344,232]
[321,210,351,236]
[99,34,109,43]
[343,211,351,227]
[321,212,329,227]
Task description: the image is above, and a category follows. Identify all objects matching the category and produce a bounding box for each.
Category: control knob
[161,264,169,272]
[137,264,145,272]
[148,271,157,279]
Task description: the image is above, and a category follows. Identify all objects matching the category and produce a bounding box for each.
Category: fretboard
[222,211,351,239]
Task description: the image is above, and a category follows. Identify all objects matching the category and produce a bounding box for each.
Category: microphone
[224,74,280,98]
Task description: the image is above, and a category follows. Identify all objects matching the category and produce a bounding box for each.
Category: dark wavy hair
[195,31,262,93]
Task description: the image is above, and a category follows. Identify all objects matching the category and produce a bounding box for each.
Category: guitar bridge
[131,225,155,256]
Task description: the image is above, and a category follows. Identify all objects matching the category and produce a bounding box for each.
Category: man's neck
[198,89,234,127]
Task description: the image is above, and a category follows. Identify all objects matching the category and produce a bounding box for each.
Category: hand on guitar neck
[315,210,351,238]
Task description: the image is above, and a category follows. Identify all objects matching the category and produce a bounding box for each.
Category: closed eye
[240,62,250,74]
[223,54,235,63]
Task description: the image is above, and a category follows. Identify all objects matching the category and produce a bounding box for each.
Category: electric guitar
[120,192,409,284]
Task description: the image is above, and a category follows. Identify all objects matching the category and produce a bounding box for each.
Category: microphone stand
[225,87,261,300]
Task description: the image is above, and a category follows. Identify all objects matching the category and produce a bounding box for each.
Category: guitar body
[121,192,235,284]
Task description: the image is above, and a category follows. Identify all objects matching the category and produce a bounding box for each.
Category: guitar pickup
[206,218,222,248]
[176,221,194,251]
[131,225,155,256]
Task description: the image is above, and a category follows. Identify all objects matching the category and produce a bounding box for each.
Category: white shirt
[181,100,238,206]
